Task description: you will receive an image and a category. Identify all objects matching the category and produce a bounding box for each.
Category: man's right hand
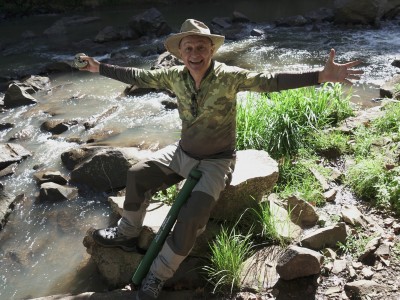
[79,55,100,73]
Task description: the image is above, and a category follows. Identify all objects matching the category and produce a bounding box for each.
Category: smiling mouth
[190,60,203,65]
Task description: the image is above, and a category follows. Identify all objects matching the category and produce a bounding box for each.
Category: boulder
[68,147,148,192]
[276,245,324,280]
[1,193,26,230]
[286,195,319,228]
[151,51,183,70]
[94,25,138,43]
[383,0,400,19]
[43,16,100,37]
[323,189,337,202]
[83,227,144,288]
[21,75,50,92]
[392,59,400,68]
[380,74,400,99]
[344,280,386,299]
[241,245,284,291]
[232,11,251,23]
[334,0,387,25]
[341,205,369,227]
[266,198,302,242]
[211,149,279,221]
[9,125,35,141]
[335,0,400,24]
[300,222,348,250]
[83,149,279,287]
[83,222,206,289]
[275,15,310,27]
[337,105,385,134]
[305,7,335,23]
[44,21,66,36]
[33,170,68,185]
[0,162,18,177]
[40,119,78,134]
[61,147,97,171]
[0,143,32,171]
[0,123,14,131]
[3,83,37,108]
[84,105,119,129]
[128,8,171,37]
[38,182,78,201]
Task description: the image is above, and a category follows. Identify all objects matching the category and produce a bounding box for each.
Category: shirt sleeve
[99,63,174,90]
[233,67,320,93]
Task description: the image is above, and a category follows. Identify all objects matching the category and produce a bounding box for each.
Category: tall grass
[251,201,292,246]
[236,83,353,159]
[274,152,326,206]
[203,226,254,295]
[372,101,400,134]
[345,102,400,212]
[345,157,385,201]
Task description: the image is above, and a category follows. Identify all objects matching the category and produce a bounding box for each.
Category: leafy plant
[372,102,400,134]
[346,158,384,200]
[345,157,385,201]
[274,155,325,206]
[394,241,400,259]
[308,129,350,158]
[350,125,376,158]
[236,83,354,159]
[152,185,179,205]
[375,166,400,213]
[203,226,254,295]
[337,229,376,259]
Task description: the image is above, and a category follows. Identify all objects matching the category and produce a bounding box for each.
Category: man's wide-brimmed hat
[164,19,225,59]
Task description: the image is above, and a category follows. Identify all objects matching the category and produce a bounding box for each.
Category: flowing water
[0,1,399,299]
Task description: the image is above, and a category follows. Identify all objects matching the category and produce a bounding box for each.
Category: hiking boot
[92,226,138,251]
[136,271,165,300]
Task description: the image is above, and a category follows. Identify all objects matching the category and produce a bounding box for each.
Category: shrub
[236,83,353,159]
[345,157,385,201]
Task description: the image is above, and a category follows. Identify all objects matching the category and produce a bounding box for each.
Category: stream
[0,1,399,299]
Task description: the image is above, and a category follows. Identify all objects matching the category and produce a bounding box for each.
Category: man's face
[179,35,214,77]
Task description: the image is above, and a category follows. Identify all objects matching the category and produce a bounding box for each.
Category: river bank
[1,2,400,299]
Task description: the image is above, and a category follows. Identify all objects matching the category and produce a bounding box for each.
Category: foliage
[395,83,400,94]
[307,129,350,158]
[345,157,385,201]
[350,125,376,158]
[153,185,178,206]
[375,166,400,213]
[394,241,400,259]
[274,153,325,206]
[236,83,353,159]
[251,201,291,246]
[344,102,400,212]
[203,225,254,295]
[372,102,400,134]
[337,228,376,259]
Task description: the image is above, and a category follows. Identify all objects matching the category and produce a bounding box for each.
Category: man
[80,19,362,300]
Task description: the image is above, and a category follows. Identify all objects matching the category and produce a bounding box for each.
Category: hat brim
[164,31,225,59]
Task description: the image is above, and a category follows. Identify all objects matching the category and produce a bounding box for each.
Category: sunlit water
[0,2,399,299]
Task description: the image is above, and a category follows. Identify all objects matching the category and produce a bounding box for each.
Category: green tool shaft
[132,168,202,285]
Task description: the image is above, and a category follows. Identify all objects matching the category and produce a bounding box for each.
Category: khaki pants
[118,143,235,280]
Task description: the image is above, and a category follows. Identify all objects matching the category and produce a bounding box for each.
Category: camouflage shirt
[100,61,319,159]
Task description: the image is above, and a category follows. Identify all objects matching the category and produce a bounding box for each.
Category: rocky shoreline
[1,1,400,299]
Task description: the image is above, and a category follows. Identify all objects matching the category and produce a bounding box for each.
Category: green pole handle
[132,168,202,285]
